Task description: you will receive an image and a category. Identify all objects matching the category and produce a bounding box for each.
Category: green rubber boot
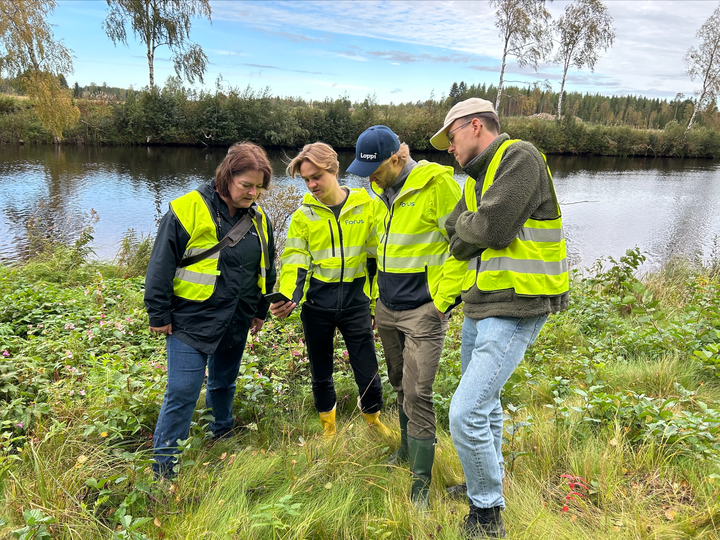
[408,436,435,511]
[386,405,409,467]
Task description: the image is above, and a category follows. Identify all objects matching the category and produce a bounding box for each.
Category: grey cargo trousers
[375,299,449,439]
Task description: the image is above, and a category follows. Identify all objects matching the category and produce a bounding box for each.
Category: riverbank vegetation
[1,81,720,158]
[1,228,720,538]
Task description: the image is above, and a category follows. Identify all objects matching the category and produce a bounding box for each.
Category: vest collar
[462,133,510,180]
[301,187,372,215]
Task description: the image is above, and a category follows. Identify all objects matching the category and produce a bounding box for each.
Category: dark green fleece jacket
[445,133,570,320]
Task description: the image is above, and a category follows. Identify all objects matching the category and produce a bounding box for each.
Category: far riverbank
[1,93,719,159]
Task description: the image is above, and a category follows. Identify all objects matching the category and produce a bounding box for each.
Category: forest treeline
[1,79,720,158]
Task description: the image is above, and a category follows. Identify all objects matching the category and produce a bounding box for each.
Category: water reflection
[547,155,720,271]
[1,145,719,271]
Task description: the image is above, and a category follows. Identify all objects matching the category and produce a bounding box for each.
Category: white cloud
[211,0,719,98]
[336,53,368,62]
[211,1,498,55]
[212,50,247,57]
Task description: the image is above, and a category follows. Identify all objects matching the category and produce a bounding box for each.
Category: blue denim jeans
[449,315,547,509]
[153,335,246,476]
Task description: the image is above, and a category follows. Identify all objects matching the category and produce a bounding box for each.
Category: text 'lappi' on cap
[347,125,400,177]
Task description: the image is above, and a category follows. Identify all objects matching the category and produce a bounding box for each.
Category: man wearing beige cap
[431,98,569,538]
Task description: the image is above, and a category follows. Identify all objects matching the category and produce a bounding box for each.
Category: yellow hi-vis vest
[373,161,466,313]
[279,188,377,304]
[170,190,270,301]
[463,140,569,296]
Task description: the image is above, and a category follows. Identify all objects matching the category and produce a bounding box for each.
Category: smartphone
[264,291,291,304]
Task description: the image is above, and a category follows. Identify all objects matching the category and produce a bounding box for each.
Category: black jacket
[144,181,276,354]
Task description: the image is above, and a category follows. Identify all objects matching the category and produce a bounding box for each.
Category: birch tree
[0,0,80,142]
[490,0,552,114]
[684,3,720,137]
[104,0,212,88]
[553,0,614,118]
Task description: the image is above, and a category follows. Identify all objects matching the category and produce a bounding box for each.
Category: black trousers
[300,303,384,414]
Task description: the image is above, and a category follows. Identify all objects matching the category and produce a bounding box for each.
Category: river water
[1,145,719,272]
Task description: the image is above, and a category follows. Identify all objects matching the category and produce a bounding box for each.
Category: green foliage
[5,78,719,156]
[1,245,720,538]
[12,509,54,540]
[114,229,154,279]
[103,0,211,88]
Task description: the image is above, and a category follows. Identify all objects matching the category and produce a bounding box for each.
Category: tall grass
[1,245,719,538]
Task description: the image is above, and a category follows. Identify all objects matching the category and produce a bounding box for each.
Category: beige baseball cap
[430,98,498,150]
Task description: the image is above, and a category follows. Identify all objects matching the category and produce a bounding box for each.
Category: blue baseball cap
[347,125,400,177]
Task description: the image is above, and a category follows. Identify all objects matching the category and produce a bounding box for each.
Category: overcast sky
[50,0,719,104]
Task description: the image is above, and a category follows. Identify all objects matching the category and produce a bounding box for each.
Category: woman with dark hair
[144,142,276,479]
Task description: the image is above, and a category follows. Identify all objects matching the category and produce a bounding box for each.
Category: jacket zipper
[336,215,345,309]
[215,210,223,239]
[327,220,335,256]
[380,196,393,273]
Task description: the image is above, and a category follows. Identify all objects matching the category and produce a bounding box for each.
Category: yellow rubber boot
[361,411,393,437]
[319,405,336,437]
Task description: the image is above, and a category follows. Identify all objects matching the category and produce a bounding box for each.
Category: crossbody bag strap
[178,211,255,268]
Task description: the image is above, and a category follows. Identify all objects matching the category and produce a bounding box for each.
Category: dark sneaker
[152,463,177,482]
[462,504,506,539]
[446,482,467,500]
[211,422,247,442]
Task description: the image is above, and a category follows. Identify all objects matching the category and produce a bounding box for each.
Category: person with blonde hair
[270,142,390,437]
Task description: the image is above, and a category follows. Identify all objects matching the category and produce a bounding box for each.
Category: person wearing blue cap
[347,125,466,509]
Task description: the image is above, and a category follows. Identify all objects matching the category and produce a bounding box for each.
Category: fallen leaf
[154,517,161,527]
[220,452,227,460]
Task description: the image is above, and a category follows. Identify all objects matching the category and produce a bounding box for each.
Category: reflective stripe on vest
[374,162,457,275]
[278,188,376,304]
[462,140,569,296]
[289,191,373,284]
[171,191,270,301]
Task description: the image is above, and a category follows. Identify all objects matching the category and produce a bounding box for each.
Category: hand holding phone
[264,291,291,304]
[265,291,296,319]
